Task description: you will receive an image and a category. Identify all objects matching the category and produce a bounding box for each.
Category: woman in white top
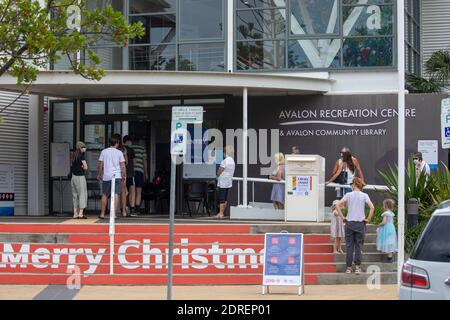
[215,145,235,219]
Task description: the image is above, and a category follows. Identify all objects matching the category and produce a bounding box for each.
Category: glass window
[343,5,393,36]
[85,102,105,115]
[178,43,225,71]
[288,39,340,69]
[109,101,129,114]
[53,102,74,121]
[237,40,285,70]
[290,0,338,35]
[129,45,176,70]
[236,0,285,9]
[87,0,124,12]
[84,150,102,179]
[236,9,286,40]
[179,0,223,40]
[411,216,450,263]
[84,124,106,150]
[84,47,124,70]
[129,0,176,14]
[343,37,393,67]
[53,123,74,149]
[130,14,176,44]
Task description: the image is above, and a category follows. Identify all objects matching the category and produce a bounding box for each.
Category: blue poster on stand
[262,233,304,286]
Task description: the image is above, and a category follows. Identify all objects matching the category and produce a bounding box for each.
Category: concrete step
[333,252,386,263]
[252,224,379,234]
[316,272,397,285]
[333,262,398,273]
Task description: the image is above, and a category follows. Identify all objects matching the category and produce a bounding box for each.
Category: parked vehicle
[399,200,450,300]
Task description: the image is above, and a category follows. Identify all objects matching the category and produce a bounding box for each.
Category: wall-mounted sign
[0,165,14,216]
[418,140,438,170]
[441,98,450,149]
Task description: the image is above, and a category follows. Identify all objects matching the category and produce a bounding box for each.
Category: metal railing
[232,177,389,206]
[233,177,284,206]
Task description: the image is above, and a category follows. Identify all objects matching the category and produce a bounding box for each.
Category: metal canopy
[0,70,332,99]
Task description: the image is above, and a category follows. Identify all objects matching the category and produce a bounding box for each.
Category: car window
[411,216,450,262]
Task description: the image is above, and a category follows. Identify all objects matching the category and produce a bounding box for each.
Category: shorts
[134,171,144,188]
[126,177,135,189]
[102,179,122,198]
[217,187,230,204]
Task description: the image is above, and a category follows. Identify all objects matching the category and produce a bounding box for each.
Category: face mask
[81,148,87,153]
[413,159,419,165]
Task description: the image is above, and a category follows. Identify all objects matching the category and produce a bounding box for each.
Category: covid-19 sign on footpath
[262,233,304,295]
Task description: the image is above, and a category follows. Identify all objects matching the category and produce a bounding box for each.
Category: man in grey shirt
[334,177,375,274]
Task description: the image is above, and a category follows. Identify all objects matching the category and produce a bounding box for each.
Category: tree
[0,0,144,84]
[407,50,450,93]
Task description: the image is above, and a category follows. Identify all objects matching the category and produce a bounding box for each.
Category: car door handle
[445,277,450,286]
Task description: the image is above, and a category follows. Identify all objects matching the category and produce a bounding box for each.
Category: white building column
[226,0,234,72]
[242,87,248,207]
[28,95,45,216]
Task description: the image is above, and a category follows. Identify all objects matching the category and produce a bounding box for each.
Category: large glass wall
[405,0,420,75]
[129,0,226,71]
[236,0,395,71]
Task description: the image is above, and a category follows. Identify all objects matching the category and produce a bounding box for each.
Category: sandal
[214,214,225,219]
[78,215,87,219]
[355,266,362,274]
[98,216,105,219]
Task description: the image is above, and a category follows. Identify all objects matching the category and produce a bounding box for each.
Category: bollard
[407,198,418,227]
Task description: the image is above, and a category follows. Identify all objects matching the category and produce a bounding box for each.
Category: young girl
[377,199,398,262]
[330,200,345,254]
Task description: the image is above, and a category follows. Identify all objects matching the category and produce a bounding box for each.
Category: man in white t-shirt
[215,145,235,219]
[334,177,374,274]
[97,135,126,219]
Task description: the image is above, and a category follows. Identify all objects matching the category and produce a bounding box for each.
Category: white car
[399,200,450,300]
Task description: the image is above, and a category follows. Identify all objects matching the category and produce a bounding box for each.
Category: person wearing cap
[413,152,431,178]
[70,141,88,219]
[333,177,375,275]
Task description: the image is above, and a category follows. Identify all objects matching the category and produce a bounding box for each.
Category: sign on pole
[0,165,14,216]
[170,107,203,156]
[441,98,450,149]
[262,233,304,295]
[167,106,203,300]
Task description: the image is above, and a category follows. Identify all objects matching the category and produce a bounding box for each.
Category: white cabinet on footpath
[285,155,325,222]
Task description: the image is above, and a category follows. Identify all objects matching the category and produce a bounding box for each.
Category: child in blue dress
[376,199,398,263]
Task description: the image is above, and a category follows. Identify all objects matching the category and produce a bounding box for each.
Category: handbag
[333,170,348,184]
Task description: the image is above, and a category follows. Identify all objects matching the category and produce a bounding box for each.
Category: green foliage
[379,159,450,253]
[405,220,428,255]
[0,0,144,84]
[378,157,432,208]
[407,50,450,93]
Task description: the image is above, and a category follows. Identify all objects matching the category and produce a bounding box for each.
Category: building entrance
[50,96,226,217]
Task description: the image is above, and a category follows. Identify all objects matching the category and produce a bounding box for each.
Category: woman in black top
[71,141,88,219]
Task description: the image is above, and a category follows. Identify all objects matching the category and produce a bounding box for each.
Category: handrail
[232,176,389,206]
[232,177,284,184]
[326,182,389,191]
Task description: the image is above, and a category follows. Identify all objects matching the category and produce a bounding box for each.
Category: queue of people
[69,133,149,219]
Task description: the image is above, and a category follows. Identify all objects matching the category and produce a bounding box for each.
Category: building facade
[0,0,449,216]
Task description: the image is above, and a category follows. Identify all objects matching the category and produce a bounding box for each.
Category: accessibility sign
[170,107,203,155]
[441,98,450,149]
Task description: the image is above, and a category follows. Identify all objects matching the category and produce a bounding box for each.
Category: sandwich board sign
[262,232,305,295]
